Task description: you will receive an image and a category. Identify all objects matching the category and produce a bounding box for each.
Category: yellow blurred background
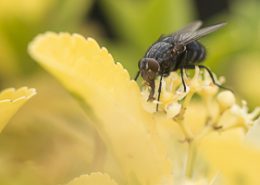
[0,0,259,184]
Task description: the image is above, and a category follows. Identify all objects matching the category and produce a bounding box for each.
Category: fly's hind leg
[185,64,233,92]
[198,65,233,91]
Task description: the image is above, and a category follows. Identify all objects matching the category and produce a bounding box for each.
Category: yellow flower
[29,33,260,185]
[0,87,36,133]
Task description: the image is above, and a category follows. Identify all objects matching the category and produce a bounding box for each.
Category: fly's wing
[172,20,202,37]
[173,22,226,47]
[158,21,202,42]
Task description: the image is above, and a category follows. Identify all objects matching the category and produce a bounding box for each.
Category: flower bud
[217,91,235,111]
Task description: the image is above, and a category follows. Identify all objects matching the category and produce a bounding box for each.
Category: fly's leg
[185,64,233,92]
[180,50,188,92]
[198,65,233,92]
[156,75,164,111]
[180,68,187,92]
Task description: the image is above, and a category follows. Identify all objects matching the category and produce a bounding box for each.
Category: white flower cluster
[141,67,259,133]
[141,67,220,117]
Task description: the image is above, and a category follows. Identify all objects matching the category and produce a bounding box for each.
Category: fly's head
[139,58,160,84]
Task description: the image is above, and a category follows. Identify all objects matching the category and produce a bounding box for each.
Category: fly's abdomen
[185,41,206,64]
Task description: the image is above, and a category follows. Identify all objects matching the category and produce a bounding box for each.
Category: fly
[135,21,230,111]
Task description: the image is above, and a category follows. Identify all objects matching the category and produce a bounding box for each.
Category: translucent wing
[159,21,202,42]
[172,20,202,36]
[173,22,226,46]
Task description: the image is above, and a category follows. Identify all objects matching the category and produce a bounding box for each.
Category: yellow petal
[66,173,118,185]
[200,131,260,185]
[0,87,36,132]
[29,33,171,185]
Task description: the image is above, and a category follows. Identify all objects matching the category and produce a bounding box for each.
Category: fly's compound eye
[139,58,160,73]
[139,58,160,82]
[146,58,160,73]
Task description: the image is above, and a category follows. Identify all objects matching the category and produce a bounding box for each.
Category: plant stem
[185,142,196,178]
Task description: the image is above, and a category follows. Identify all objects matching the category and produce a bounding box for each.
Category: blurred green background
[0,0,259,184]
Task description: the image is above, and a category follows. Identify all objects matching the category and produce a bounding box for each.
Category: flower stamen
[140,67,260,180]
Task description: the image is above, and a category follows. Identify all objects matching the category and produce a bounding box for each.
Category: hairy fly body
[135,21,228,111]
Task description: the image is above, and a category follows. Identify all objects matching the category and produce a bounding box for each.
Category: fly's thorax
[145,42,174,61]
